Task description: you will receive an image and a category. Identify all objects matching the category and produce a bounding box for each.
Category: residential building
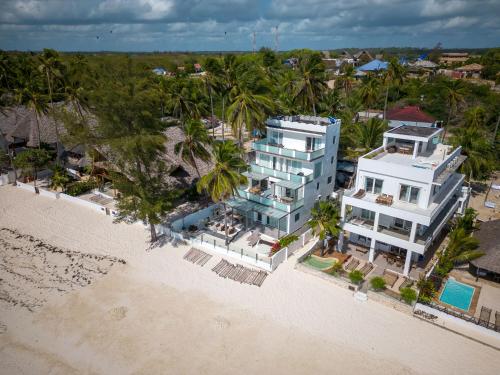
[469,219,500,283]
[439,52,469,65]
[356,59,388,75]
[341,125,469,276]
[455,63,483,79]
[385,106,438,128]
[229,115,341,238]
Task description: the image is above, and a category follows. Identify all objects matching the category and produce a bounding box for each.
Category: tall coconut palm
[307,200,341,256]
[226,88,274,145]
[197,141,247,244]
[293,54,327,116]
[174,120,211,178]
[382,58,406,118]
[14,82,48,149]
[464,106,486,129]
[340,64,356,98]
[355,117,388,150]
[318,88,342,116]
[450,126,495,181]
[358,77,380,117]
[443,79,467,138]
[38,49,64,162]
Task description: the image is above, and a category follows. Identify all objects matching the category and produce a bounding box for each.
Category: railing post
[241,248,243,258]
[213,239,216,249]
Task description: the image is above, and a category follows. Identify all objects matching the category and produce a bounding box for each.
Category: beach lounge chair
[382,270,398,288]
[495,311,500,332]
[345,258,360,271]
[359,262,374,276]
[478,306,492,327]
[247,229,261,247]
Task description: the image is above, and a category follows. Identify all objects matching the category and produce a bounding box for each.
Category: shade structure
[274,179,303,190]
[242,171,269,181]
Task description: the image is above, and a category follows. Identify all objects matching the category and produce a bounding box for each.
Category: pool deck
[436,277,481,316]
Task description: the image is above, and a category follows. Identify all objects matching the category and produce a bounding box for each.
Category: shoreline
[1,185,499,374]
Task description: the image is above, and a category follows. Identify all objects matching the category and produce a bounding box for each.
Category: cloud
[0,0,498,51]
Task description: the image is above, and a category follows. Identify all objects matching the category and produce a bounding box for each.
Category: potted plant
[349,270,364,285]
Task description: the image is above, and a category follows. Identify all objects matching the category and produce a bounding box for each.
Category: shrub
[400,287,417,305]
[327,261,343,276]
[349,270,364,285]
[66,180,97,196]
[278,234,299,249]
[271,242,281,253]
[416,277,436,303]
[370,276,386,291]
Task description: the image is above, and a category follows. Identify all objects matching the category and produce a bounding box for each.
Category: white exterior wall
[388,120,435,128]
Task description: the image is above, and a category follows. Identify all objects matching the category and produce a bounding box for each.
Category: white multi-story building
[341,125,469,276]
[228,115,340,238]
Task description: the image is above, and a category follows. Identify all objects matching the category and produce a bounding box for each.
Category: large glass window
[394,218,412,232]
[271,131,283,145]
[399,184,420,204]
[365,177,383,194]
[361,209,375,221]
[314,162,322,179]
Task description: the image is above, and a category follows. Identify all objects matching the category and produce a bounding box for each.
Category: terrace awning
[252,204,288,219]
[242,171,269,181]
[226,197,255,212]
[274,179,302,190]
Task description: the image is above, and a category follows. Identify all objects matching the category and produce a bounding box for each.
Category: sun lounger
[211,259,268,286]
[382,270,398,288]
[345,258,360,271]
[359,262,374,276]
[495,311,500,332]
[478,306,492,327]
[353,189,365,198]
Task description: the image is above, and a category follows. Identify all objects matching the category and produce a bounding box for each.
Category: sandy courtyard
[1,185,499,374]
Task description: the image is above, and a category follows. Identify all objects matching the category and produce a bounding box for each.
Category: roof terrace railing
[252,139,325,161]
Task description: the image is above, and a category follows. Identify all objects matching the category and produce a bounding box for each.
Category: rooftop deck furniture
[376,194,393,206]
[345,258,360,271]
[280,196,294,204]
[353,189,366,199]
[478,306,492,327]
[382,269,398,288]
[359,262,374,276]
[355,245,369,254]
[398,145,413,155]
[249,186,261,194]
[247,229,261,247]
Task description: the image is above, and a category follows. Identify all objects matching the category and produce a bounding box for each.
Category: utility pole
[252,31,256,53]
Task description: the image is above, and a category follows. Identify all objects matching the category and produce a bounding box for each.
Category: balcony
[252,139,325,161]
[249,163,313,184]
[237,188,304,213]
[377,226,411,241]
[345,215,375,230]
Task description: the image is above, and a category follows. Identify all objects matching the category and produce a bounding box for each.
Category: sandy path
[1,185,499,374]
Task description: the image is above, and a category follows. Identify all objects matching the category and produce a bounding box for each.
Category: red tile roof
[386,106,436,123]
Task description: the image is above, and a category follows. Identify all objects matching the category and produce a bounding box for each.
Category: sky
[0,0,499,52]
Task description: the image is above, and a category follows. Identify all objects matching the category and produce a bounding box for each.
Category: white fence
[16,181,37,193]
[172,230,288,272]
[59,193,109,215]
[170,204,220,232]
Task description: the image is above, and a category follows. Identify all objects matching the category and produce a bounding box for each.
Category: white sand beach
[1,185,499,374]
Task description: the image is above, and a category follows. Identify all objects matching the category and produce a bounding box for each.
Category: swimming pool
[439,279,475,311]
[303,255,336,271]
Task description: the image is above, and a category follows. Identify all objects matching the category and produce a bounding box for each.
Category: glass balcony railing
[237,188,304,213]
[252,139,325,161]
[249,164,313,184]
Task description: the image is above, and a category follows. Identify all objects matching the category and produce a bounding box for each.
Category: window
[394,218,412,232]
[330,156,334,164]
[399,184,420,204]
[295,213,300,222]
[365,177,383,194]
[361,209,375,221]
[332,136,336,145]
[314,162,322,179]
[271,131,283,145]
[327,176,332,184]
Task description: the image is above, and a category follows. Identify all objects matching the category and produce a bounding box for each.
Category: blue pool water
[439,279,475,311]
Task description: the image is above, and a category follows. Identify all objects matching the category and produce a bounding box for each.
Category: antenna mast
[274,25,279,52]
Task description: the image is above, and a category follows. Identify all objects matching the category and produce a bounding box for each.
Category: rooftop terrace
[386,125,441,139]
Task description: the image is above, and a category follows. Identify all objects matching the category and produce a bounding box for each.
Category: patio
[343,242,426,280]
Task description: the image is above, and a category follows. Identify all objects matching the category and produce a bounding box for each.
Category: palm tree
[175,120,211,178]
[355,117,387,150]
[382,58,406,118]
[358,77,380,118]
[318,88,342,116]
[38,49,64,162]
[443,79,467,138]
[197,141,247,244]
[340,64,355,98]
[307,200,341,256]
[436,227,483,276]
[464,106,486,129]
[226,88,274,145]
[293,54,327,116]
[450,126,495,181]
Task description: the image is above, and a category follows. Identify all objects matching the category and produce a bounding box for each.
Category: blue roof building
[356,59,388,73]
